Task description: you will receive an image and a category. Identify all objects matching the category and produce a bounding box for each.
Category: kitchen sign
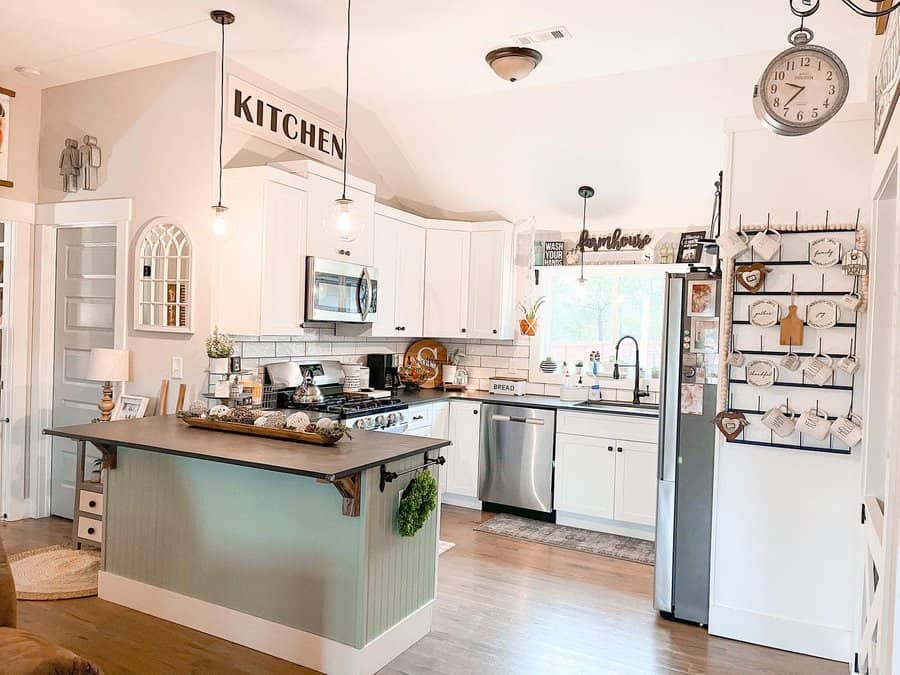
[543,241,565,266]
[576,228,653,252]
[228,76,344,168]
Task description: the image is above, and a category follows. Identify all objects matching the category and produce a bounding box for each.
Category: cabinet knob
[88,500,97,508]
[473,409,478,415]
[492,329,498,334]
[395,326,400,331]
[338,249,345,255]
[461,328,466,333]
[344,250,351,256]
[87,527,95,535]
[617,447,623,453]
[608,446,614,452]
[401,326,406,331]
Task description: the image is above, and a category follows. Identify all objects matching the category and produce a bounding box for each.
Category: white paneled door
[50,227,117,518]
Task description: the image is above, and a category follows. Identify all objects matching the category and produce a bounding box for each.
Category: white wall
[38,55,217,401]
[709,107,873,662]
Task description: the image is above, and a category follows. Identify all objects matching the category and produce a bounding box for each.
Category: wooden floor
[1,507,843,675]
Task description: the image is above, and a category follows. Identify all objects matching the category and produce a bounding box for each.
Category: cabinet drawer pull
[87,527,95,535]
[88,500,97,508]
[413,415,424,421]
[473,409,478,415]
[608,445,614,452]
[617,447,623,453]
[492,329,498,334]
[461,328,466,333]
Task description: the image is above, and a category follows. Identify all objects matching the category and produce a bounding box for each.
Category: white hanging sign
[228,76,344,168]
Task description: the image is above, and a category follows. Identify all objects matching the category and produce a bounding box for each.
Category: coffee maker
[367,353,400,390]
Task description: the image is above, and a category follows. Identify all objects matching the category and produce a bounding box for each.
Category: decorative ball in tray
[179,403,351,446]
[397,357,437,391]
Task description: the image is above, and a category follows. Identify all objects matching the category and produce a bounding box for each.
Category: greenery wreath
[397,469,438,537]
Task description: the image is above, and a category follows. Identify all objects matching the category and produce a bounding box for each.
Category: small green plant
[397,470,438,537]
[518,296,546,321]
[205,327,235,358]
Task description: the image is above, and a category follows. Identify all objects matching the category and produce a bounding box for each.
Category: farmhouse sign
[576,228,653,252]
[228,76,344,168]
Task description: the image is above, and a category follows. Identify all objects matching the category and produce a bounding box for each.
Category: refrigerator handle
[658,274,684,482]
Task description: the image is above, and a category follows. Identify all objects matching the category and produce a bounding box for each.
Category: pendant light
[576,185,594,299]
[325,0,361,242]
[210,10,234,236]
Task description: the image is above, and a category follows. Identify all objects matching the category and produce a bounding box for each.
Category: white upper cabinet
[302,169,375,266]
[424,228,470,339]
[467,226,513,339]
[217,167,308,336]
[371,207,425,338]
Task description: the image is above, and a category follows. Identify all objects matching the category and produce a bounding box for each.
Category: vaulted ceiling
[2,0,877,228]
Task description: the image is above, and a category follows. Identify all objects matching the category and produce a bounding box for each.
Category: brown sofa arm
[0,533,17,628]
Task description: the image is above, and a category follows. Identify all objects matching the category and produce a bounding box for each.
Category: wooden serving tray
[180,416,339,446]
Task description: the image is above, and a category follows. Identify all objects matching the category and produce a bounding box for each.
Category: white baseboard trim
[441,493,482,510]
[556,511,656,541]
[708,604,850,663]
[98,571,433,674]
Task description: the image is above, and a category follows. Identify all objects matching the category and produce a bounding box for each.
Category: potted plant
[518,297,545,337]
[206,327,235,374]
[443,349,465,385]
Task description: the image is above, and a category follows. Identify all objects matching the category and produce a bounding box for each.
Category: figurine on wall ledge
[59,138,81,192]
[79,135,101,190]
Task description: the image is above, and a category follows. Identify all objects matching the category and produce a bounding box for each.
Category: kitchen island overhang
[45,415,450,675]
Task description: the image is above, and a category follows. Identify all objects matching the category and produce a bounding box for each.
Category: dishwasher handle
[491,414,545,425]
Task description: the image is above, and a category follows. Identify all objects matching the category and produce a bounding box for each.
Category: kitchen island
[45,415,450,675]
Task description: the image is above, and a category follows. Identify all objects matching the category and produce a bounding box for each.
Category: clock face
[755,44,849,135]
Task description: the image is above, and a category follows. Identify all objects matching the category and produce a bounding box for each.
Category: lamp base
[98,381,115,422]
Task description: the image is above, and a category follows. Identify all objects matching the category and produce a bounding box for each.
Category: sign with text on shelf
[228,76,344,169]
[576,228,653,252]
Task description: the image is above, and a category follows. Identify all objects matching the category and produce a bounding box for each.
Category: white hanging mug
[831,414,863,448]
[761,404,796,438]
[836,354,860,375]
[726,350,746,367]
[797,408,832,441]
[839,291,862,313]
[780,352,802,372]
[751,228,783,261]
[803,353,834,386]
[717,229,751,259]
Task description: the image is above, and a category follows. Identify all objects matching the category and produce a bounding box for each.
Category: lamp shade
[86,348,130,383]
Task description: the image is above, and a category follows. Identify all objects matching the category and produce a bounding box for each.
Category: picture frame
[687,279,717,317]
[112,394,150,421]
[690,317,720,354]
[0,86,14,189]
[676,230,707,264]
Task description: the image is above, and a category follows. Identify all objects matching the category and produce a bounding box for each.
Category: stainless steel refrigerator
[653,272,721,626]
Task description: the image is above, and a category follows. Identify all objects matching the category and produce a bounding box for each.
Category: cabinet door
[447,401,480,497]
[467,229,506,339]
[306,175,375,265]
[424,229,470,338]
[394,221,426,337]
[371,214,399,337]
[554,433,616,519]
[260,182,308,334]
[613,440,658,526]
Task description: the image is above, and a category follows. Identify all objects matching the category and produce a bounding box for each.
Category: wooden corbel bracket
[91,442,118,470]
[317,473,361,517]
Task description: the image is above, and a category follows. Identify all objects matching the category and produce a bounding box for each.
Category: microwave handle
[358,267,372,321]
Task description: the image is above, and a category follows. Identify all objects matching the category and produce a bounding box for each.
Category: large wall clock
[753,28,849,137]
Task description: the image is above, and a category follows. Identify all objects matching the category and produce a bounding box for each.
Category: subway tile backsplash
[230,326,658,403]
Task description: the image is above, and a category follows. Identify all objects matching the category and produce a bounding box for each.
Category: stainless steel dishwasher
[478,403,556,514]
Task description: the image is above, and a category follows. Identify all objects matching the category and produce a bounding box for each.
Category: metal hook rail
[380,453,446,492]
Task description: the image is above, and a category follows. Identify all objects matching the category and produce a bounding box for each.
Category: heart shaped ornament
[736,263,768,292]
[714,411,750,441]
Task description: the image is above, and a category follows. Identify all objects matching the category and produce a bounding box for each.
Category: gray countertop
[44,415,450,480]
[393,389,660,418]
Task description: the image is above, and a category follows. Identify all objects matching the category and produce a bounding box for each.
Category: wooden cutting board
[780,303,804,347]
[404,339,447,389]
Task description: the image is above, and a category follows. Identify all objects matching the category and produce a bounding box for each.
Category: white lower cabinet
[554,412,659,539]
[443,400,481,507]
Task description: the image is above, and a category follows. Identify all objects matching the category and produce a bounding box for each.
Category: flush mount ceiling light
[485,46,543,82]
[13,66,41,79]
[211,9,235,237]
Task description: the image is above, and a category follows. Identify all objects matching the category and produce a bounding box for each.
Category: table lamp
[86,348,131,422]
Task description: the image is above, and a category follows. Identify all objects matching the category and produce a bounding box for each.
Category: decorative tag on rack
[736,263,768,292]
[749,299,780,327]
[809,238,842,267]
[842,249,868,276]
[746,360,778,387]
[714,411,749,441]
[806,300,838,329]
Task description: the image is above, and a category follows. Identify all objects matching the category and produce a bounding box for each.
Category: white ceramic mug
[762,405,796,438]
[831,414,863,448]
[726,350,745,367]
[717,229,750,259]
[804,353,834,386]
[751,229,783,261]
[839,292,862,313]
[780,352,802,372]
[836,354,860,375]
[797,408,832,441]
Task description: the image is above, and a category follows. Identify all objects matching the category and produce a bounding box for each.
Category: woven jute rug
[9,545,100,600]
[475,513,655,565]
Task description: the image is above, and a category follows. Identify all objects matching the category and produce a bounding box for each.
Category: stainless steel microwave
[305,257,378,323]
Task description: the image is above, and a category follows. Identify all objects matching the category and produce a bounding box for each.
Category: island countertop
[44,414,450,481]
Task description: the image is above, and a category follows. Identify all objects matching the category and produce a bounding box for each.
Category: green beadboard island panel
[104,447,367,647]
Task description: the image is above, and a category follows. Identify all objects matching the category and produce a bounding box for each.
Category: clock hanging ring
[753,14,849,137]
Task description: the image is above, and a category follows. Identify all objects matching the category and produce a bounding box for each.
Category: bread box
[489,376,527,396]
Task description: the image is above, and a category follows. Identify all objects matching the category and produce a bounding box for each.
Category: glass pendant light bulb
[212,205,228,237]
[327,197,360,242]
[576,277,587,300]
